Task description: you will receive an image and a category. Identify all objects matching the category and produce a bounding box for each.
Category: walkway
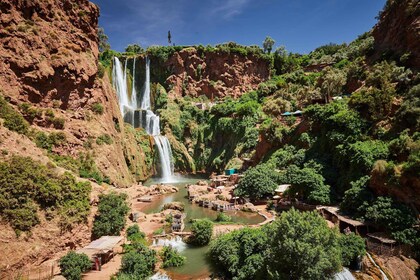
[82,254,121,280]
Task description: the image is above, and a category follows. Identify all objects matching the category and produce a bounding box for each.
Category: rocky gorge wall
[372,0,420,68]
[0,0,153,188]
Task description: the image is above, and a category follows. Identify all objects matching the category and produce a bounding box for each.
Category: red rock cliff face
[163,48,270,99]
[372,0,420,68]
[0,0,153,186]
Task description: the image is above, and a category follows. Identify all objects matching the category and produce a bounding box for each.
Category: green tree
[320,67,346,103]
[59,251,91,280]
[339,233,366,266]
[126,224,146,241]
[235,164,279,200]
[92,193,129,238]
[125,44,144,54]
[284,165,331,205]
[160,246,186,268]
[190,219,213,245]
[119,242,157,279]
[267,209,341,279]
[263,36,275,54]
[340,176,373,215]
[209,227,268,280]
[98,27,110,53]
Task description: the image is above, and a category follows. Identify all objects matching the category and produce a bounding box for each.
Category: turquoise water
[143,175,264,279]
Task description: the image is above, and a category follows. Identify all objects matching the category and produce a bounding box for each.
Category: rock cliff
[130,47,271,100]
[372,0,420,68]
[0,0,153,187]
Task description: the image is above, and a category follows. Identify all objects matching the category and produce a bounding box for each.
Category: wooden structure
[273,184,291,200]
[317,206,369,235]
[76,236,123,270]
[366,232,409,256]
[171,213,186,232]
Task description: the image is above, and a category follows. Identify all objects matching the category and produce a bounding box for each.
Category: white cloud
[211,0,250,19]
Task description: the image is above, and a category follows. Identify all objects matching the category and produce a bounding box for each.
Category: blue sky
[91,0,386,54]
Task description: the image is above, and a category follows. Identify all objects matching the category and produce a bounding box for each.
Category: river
[142,175,265,279]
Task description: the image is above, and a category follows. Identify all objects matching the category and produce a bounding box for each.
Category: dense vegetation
[118,238,157,279]
[209,209,365,280]
[189,219,213,246]
[0,156,91,234]
[160,246,186,268]
[59,252,91,280]
[92,192,130,238]
[148,25,419,251]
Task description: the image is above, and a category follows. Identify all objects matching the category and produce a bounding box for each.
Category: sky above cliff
[91,0,386,54]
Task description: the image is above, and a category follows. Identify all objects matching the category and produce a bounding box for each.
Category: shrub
[97,62,105,78]
[126,224,146,241]
[35,131,66,151]
[215,212,232,223]
[0,95,29,134]
[52,117,65,129]
[190,219,213,245]
[96,134,113,145]
[119,242,156,279]
[91,102,104,115]
[59,252,91,280]
[339,233,366,266]
[0,156,91,233]
[78,153,105,183]
[268,209,341,279]
[160,246,186,268]
[92,192,129,238]
[235,164,279,200]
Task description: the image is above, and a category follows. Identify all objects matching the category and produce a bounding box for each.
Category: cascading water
[112,56,174,181]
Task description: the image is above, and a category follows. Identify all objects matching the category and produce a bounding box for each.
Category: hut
[366,232,409,256]
[274,184,291,198]
[317,206,369,235]
[76,236,123,270]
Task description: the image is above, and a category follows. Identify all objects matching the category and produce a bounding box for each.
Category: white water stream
[112,56,174,181]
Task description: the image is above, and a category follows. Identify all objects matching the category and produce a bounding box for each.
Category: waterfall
[112,56,174,181]
[154,135,174,180]
[131,56,137,108]
[152,236,187,252]
[333,268,355,280]
[140,56,151,110]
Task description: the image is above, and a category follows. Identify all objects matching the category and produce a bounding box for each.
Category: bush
[52,117,65,129]
[209,227,268,280]
[35,131,66,151]
[209,209,343,280]
[92,192,129,238]
[0,95,29,134]
[96,134,113,145]
[268,209,341,279]
[235,164,279,200]
[78,153,105,183]
[0,156,91,233]
[189,219,213,245]
[160,246,186,268]
[119,242,156,279]
[126,224,146,241]
[339,233,366,266]
[59,252,91,280]
[91,102,104,115]
[215,212,232,223]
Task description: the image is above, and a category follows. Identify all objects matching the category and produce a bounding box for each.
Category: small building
[366,232,410,256]
[225,169,236,176]
[76,236,123,270]
[317,206,369,235]
[274,184,291,198]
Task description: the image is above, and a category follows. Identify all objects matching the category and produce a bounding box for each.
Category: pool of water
[143,175,265,279]
[142,176,265,227]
